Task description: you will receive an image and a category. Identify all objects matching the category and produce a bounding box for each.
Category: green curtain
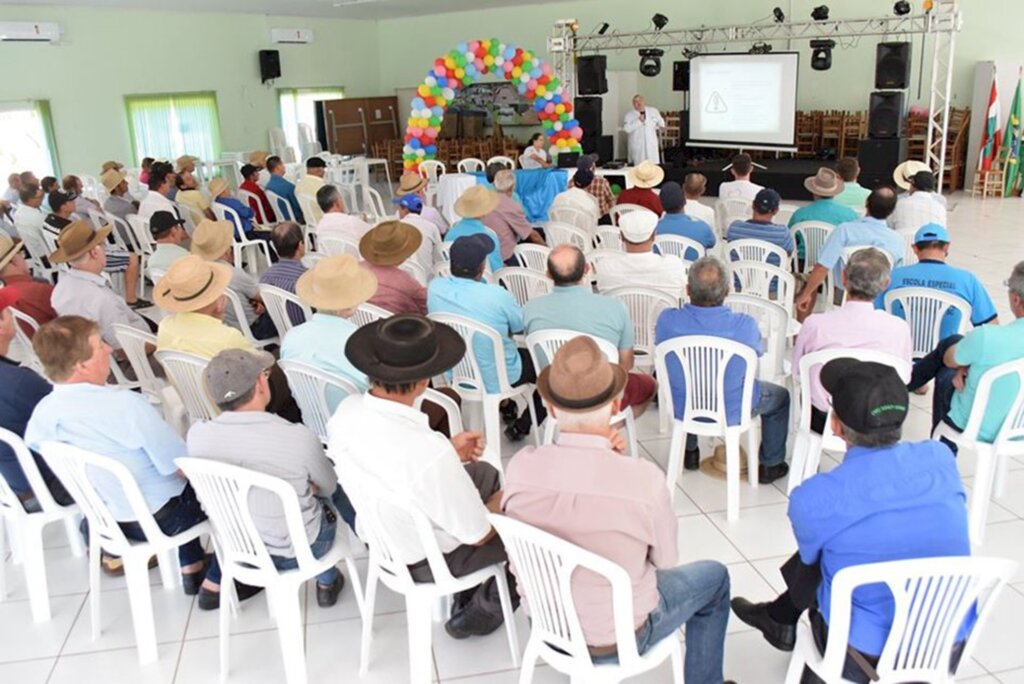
[125,92,221,163]
[34,100,60,177]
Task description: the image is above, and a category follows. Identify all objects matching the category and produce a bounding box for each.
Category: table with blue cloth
[437,168,569,225]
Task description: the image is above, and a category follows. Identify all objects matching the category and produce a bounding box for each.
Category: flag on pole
[978,68,1002,171]
[1004,68,1024,196]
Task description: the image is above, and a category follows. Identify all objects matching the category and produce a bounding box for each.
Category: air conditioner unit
[270,28,313,44]
[0,22,61,43]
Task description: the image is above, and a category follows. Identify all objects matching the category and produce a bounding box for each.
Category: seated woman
[519,133,551,170]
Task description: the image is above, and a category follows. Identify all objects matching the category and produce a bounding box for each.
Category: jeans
[908,334,964,447]
[271,499,341,586]
[685,381,790,466]
[593,560,731,683]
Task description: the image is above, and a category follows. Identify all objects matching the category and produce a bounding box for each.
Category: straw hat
[208,178,229,197]
[248,150,270,167]
[100,160,123,174]
[359,221,423,267]
[153,255,233,313]
[892,160,931,190]
[537,336,628,412]
[396,171,428,195]
[453,185,500,219]
[49,220,112,264]
[100,168,126,193]
[190,219,235,261]
[627,160,665,189]
[0,234,24,272]
[176,155,199,173]
[296,254,378,311]
[804,168,845,197]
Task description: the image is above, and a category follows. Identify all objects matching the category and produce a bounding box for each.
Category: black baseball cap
[150,210,186,236]
[306,157,327,169]
[48,190,76,210]
[820,359,908,434]
[911,170,935,192]
[450,234,495,274]
[753,188,781,213]
[660,181,685,211]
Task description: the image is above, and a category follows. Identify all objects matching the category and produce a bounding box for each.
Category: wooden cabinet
[317,96,399,156]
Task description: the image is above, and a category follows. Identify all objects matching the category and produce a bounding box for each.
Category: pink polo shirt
[502,433,678,647]
[793,300,913,412]
[359,262,427,315]
[481,194,534,260]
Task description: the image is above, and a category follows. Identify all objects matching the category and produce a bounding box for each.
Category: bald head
[866,187,897,220]
[547,244,587,286]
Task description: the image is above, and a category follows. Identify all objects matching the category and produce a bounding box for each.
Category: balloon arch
[403,38,584,172]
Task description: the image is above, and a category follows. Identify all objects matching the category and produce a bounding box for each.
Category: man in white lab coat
[623,95,666,165]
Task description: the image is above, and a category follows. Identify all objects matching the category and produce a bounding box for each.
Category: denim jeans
[269,485,353,586]
[908,334,964,450]
[685,381,791,466]
[593,560,731,683]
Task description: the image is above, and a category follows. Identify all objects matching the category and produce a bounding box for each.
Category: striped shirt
[259,258,308,326]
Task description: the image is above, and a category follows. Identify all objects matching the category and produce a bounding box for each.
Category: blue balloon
[426,145,437,155]
[534,100,546,113]
[517,83,527,95]
[412,98,425,110]
[466,64,477,77]
[552,94,562,104]
[531,68,542,78]
[437,77,448,87]
[504,47,516,59]
[409,138,422,149]
[567,118,579,128]
[456,42,468,53]
[431,106,444,117]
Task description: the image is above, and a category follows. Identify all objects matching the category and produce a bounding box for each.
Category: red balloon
[424,97,435,107]
[513,55,523,66]
[563,102,573,113]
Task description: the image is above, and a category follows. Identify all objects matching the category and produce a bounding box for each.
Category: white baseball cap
[618,210,659,243]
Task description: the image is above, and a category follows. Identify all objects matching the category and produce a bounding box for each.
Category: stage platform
[661,158,837,202]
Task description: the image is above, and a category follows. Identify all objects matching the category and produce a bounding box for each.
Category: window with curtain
[278,87,344,155]
[125,92,221,164]
[0,100,59,181]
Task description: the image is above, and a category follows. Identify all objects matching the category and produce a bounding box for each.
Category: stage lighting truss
[638,48,664,77]
[749,42,773,54]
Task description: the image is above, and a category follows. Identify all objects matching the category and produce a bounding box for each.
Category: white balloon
[554,122,563,131]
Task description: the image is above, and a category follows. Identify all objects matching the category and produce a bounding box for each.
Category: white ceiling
[8,0,554,20]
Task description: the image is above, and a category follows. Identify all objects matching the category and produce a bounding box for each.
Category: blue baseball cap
[391,194,423,213]
[913,223,949,245]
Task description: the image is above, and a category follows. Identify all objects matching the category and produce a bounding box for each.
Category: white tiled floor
[3,193,1024,682]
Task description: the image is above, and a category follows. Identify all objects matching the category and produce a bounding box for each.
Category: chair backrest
[729,262,796,316]
[726,238,789,268]
[86,208,108,231]
[725,294,789,379]
[317,235,361,258]
[488,514,646,667]
[0,428,71,518]
[258,284,313,335]
[418,160,446,183]
[841,244,895,271]
[154,349,219,423]
[775,203,799,227]
[107,214,144,254]
[279,361,362,444]
[790,221,834,275]
[176,202,202,234]
[609,204,653,227]
[456,158,485,174]
[428,312,511,396]
[525,329,618,371]
[605,287,679,360]
[716,197,752,231]
[813,556,1017,683]
[486,155,514,170]
[900,230,920,267]
[432,261,452,279]
[347,302,392,328]
[593,226,623,252]
[7,307,44,373]
[953,358,1024,445]
[363,187,388,221]
[296,193,319,229]
[265,189,297,224]
[545,221,590,252]
[654,234,705,262]
[238,189,271,225]
[210,200,246,241]
[222,288,278,347]
[586,248,622,279]
[548,205,595,233]
[883,287,972,359]
[112,324,162,401]
[512,243,551,272]
[654,335,758,429]
[494,267,553,308]
[399,258,428,285]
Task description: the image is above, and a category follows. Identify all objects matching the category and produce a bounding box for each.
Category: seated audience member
[503,336,732,682]
[682,172,718,228]
[833,157,871,211]
[574,154,615,221]
[39,177,58,213]
[655,256,790,483]
[595,210,687,298]
[19,171,39,189]
[248,150,272,187]
[428,234,543,441]
[175,170,215,221]
[731,359,970,684]
[445,186,503,273]
[14,184,48,265]
[891,161,947,234]
[2,173,20,206]
[147,211,191,278]
[718,153,764,201]
[482,170,545,264]
[43,189,78,237]
[315,184,372,244]
[239,163,275,223]
[550,165,601,226]
[188,349,352,607]
[210,178,258,239]
[295,157,327,223]
[523,244,657,417]
[101,168,138,223]
[0,234,56,329]
[794,187,905,318]
[62,175,101,218]
[190,219,275,340]
[25,316,228,604]
[656,181,716,258]
[726,188,794,266]
[259,222,309,326]
[137,157,154,186]
[483,162,523,206]
[789,168,859,228]
[101,160,126,175]
[393,194,441,274]
[520,133,551,169]
[617,161,664,215]
[265,156,304,224]
[877,224,998,338]
[793,248,913,434]
[50,221,152,352]
[360,221,427,315]
[907,260,1024,440]
[138,162,181,222]
[175,155,199,183]
[396,172,448,235]
[328,314,518,637]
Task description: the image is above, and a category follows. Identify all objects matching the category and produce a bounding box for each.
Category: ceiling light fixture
[811,5,830,21]
[597,22,610,35]
[893,1,911,15]
[652,14,669,31]
[810,38,836,70]
[639,48,665,77]
[773,7,786,23]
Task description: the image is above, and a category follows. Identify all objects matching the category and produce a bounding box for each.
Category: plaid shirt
[568,175,615,217]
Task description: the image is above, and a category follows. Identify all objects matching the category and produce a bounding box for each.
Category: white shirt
[401,213,442,273]
[315,212,373,244]
[684,198,717,229]
[623,107,666,165]
[595,251,688,299]
[717,179,763,201]
[3,187,19,206]
[13,204,48,262]
[138,190,179,223]
[520,147,548,170]
[327,393,491,563]
[551,187,600,225]
[421,205,449,236]
[889,191,947,233]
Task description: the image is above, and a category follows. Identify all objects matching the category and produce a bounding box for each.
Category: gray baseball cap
[203,348,275,405]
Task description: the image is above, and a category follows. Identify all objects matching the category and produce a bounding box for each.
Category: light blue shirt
[427,276,523,393]
[522,285,633,352]
[444,218,503,273]
[949,317,1024,441]
[833,182,871,211]
[281,313,368,410]
[816,216,905,271]
[655,213,716,259]
[265,174,304,224]
[24,383,186,520]
[788,198,859,229]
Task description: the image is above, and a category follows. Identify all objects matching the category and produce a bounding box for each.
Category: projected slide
[689,53,799,148]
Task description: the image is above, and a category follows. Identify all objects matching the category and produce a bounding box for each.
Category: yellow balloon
[455,67,465,79]
[536,85,547,96]
[445,57,455,68]
[484,54,495,66]
[482,39,491,50]
[555,104,565,114]
[556,138,568,148]
[512,67,522,78]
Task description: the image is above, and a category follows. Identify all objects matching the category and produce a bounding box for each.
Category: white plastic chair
[494,267,553,308]
[725,238,790,269]
[933,359,1024,545]
[335,463,519,684]
[546,221,591,252]
[0,428,84,623]
[883,287,972,359]
[154,349,219,424]
[726,294,791,383]
[489,513,683,684]
[790,221,834,276]
[39,441,210,664]
[593,226,623,252]
[716,198,751,233]
[428,312,540,460]
[605,287,679,374]
[654,335,760,519]
[586,249,622,282]
[841,244,896,271]
[265,189,298,224]
[362,187,389,222]
[512,243,551,273]
[784,556,1018,684]
[259,284,313,335]
[609,204,654,227]
[486,155,515,170]
[7,307,44,374]
[211,202,274,277]
[548,205,596,234]
[222,288,279,349]
[279,361,361,445]
[238,189,274,226]
[417,159,446,183]
[317,235,361,258]
[112,324,163,403]
[655,234,705,262]
[399,259,429,286]
[456,158,485,174]
[347,302,392,328]
[775,203,799,227]
[730,262,796,317]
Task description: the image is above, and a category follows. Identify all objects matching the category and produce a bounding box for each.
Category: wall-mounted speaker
[672,61,690,92]
[875,42,911,89]
[577,55,608,95]
[259,49,281,83]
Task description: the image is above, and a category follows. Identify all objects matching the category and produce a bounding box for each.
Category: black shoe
[503,421,530,443]
[129,298,153,310]
[444,602,505,639]
[684,448,700,471]
[730,597,796,652]
[758,462,790,485]
[316,573,346,608]
[499,400,519,426]
[197,582,265,611]
[181,554,213,595]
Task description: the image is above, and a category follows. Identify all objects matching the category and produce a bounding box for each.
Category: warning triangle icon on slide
[706,91,728,114]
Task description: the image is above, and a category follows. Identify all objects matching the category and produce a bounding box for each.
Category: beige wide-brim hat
[0,233,24,272]
[49,220,112,264]
[176,155,199,173]
[191,219,236,261]
[248,150,270,167]
[208,177,229,197]
[804,167,845,198]
[627,160,665,189]
[397,171,428,195]
[154,255,234,313]
[453,185,500,219]
[893,160,931,190]
[100,160,124,174]
[101,168,126,193]
[296,254,378,311]
[359,220,423,267]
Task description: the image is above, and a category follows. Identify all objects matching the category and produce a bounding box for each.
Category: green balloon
[462,76,473,86]
[430,116,441,126]
[559,112,569,122]
[542,120,553,130]
[490,41,500,56]
[549,78,560,90]
[456,54,467,67]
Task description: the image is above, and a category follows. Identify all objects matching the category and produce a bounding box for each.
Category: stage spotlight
[811,5,830,21]
[773,7,786,22]
[749,42,773,55]
[597,22,610,35]
[893,1,911,15]
[639,48,664,77]
[652,13,669,31]
[810,39,835,70]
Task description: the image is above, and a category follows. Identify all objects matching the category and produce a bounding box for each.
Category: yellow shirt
[156,312,253,358]
[176,189,210,219]
[295,175,325,223]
